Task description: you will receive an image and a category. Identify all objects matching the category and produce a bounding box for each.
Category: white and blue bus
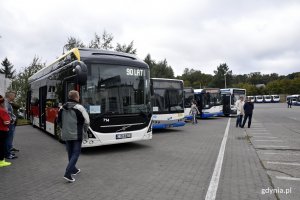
[220,88,246,116]
[151,78,185,129]
[287,94,300,106]
[184,87,194,121]
[194,88,223,118]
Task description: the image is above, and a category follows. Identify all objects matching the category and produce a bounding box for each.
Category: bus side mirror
[74,61,88,85]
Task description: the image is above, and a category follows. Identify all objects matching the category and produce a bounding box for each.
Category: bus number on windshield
[126,68,145,76]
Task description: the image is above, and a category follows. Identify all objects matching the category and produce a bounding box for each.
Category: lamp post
[224,71,228,88]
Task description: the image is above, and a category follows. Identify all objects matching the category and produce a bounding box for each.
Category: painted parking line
[261,152,300,156]
[276,176,300,181]
[254,140,283,142]
[253,136,277,138]
[256,145,289,148]
[267,161,300,166]
[205,118,231,200]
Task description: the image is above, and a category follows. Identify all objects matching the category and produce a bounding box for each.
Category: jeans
[242,114,253,128]
[236,115,243,127]
[0,131,8,160]
[65,140,82,176]
[192,113,198,124]
[5,124,15,157]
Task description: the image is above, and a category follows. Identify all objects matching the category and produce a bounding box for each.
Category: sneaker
[11,148,20,152]
[63,175,75,183]
[0,160,11,167]
[6,154,18,159]
[72,169,81,175]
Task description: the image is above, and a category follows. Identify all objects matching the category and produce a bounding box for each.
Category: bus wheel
[54,122,64,144]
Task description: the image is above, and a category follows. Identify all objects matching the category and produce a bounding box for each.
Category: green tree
[265,80,283,94]
[11,56,45,106]
[88,30,114,50]
[64,37,85,51]
[0,57,16,79]
[115,41,137,54]
[179,68,213,88]
[211,63,232,88]
[144,54,156,76]
[151,59,174,78]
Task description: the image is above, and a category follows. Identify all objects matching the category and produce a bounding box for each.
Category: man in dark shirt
[241,98,254,128]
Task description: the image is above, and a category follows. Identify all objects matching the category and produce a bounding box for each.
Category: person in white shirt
[189,100,200,124]
[235,96,244,128]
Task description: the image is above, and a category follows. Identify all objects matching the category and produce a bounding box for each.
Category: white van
[263,95,272,103]
[271,95,280,103]
[255,95,263,103]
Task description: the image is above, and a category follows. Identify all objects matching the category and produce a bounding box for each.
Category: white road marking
[253,136,277,138]
[261,152,300,156]
[267,161,300,166]
[205,118,231,200]
[276,176,300,181]
[256,145,289,148]
[254,140,283,142]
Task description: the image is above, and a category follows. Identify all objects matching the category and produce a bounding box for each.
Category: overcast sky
[1,0,300,76]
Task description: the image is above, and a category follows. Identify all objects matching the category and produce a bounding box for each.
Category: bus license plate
[116,133,132,139]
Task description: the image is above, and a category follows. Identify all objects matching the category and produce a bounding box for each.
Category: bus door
[39,86,47,129]
[26,90,31,120]
[222,94,231,117]
[63,77,76,103]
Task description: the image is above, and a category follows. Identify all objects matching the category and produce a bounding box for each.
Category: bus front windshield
[151,80,184,113]
[184,90,194,108]
[195,91,222,109]
[81,64,150,115]
[232,90,246,103]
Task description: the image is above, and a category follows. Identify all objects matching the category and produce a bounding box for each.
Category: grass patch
[16,119,30,126]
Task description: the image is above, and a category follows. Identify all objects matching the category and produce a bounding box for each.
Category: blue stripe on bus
[152,121,186,129]
[200,112,223,118]
[185,115,193,120]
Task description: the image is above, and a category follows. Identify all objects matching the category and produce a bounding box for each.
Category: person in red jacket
[0,95,11,167]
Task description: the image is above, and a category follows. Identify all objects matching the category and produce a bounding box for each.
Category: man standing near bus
[57,90,90,183]
[4,91,18,159]
[241,98,254,128]
[235,96,244,128]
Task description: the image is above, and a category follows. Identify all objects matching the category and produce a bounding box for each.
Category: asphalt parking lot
[0,103,299,200]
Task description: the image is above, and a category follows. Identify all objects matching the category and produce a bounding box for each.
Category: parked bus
[194,88,223,118]
[220,88,246,116]
[151,78,185,129]
[271,95,280,103]
[184,87,194,120]
[263,95,272,103]
[247,96,255,102]
[286,94,300,106]
[255,95,263,103]
[28,48,152,147]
